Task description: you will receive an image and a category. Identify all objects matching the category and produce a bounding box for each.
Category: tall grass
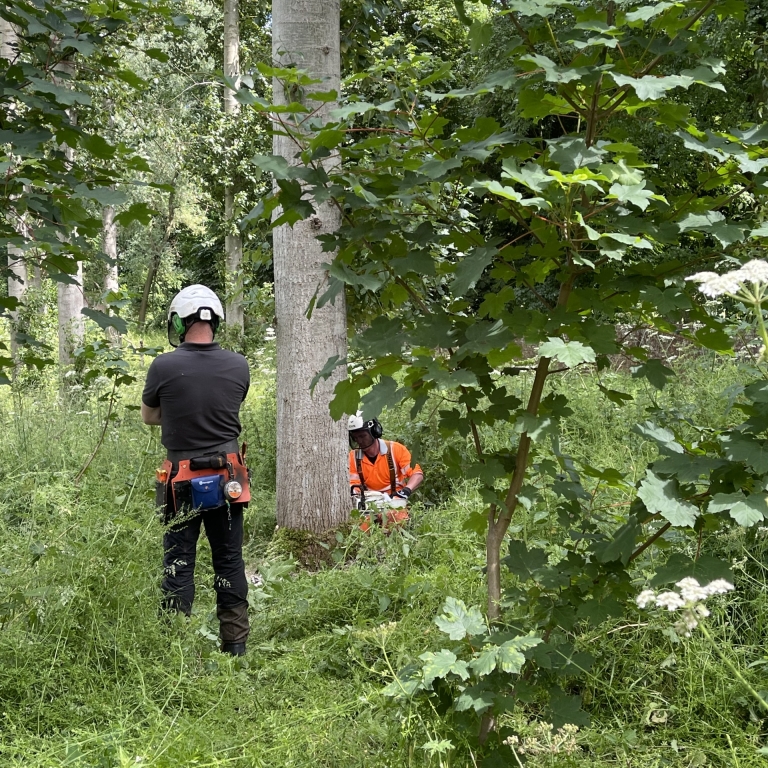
[0,350,766,766]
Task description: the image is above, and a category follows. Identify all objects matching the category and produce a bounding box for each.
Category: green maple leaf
[607,182,655,210]
[497,636,541,673]
[434,597,486,640]
[539,337,596,367]
[637,471,698,527]
[720,434,768,473]
[469,647,498,677]
[708,492,766,527]
[419,649,470,688]
[611,73,694,100]
[633,421,683,454]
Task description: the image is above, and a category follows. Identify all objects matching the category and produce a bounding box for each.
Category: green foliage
[242,0,768,749]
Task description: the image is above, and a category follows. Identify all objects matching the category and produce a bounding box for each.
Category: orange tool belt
[155,444,251,520]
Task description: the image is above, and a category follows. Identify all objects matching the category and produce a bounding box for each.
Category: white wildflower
[696,273,744,298]
[734,259,768,283]
[654,591,686,611]
[676,577,708,603]
[636,589,657,609]
[703,579,735,596]
[686,271,719,284]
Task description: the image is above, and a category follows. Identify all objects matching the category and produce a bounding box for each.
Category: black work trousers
[161,504,249,644]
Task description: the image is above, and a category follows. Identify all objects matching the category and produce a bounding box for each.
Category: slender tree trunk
[100,204,119,343]
[138,181,177,333]
[272,0,349,532]
[1,20,26,364]
[7,247,26,363]
[223,0,244,334]
[53,58,85,367]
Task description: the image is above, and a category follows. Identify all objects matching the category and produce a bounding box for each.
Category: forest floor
[0,349,767,767]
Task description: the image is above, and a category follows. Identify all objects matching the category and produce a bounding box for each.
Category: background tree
[223,0,244,334]
[270,0,349,531]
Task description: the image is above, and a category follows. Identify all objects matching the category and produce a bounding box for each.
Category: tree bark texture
[139,182,176,333]
[223,0,244,334]
[101,204,119,343]
[53,57,85,366]
[1,19,25,362]
[272,0,350,532]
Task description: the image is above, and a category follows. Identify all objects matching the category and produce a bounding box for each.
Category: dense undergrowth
[1,346,767,766]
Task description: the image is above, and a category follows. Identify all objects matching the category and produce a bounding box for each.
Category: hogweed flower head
[687,259,768,299]
[687,259,768,359]
[635,577,734,637]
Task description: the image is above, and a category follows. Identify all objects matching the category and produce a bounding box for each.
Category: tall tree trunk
[100,204,119,343]
[7,246,26,363]
[54,58,85,367]
[223,0,244,335]
[138,181,177,334]
[1,19,26,364]
[272,0,349,532]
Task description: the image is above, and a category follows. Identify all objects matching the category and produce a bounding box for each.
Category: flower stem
[699,622,768,713]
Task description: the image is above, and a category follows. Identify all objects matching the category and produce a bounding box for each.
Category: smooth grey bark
[1,19,26,363]
[223,0,244,334]
[53,58,85,366]
[100,205,119,343]
[272,0,349,532]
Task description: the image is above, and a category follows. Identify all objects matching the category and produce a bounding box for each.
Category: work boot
[221,641,246,656]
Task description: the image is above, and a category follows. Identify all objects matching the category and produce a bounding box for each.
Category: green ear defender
[172,314,185,334]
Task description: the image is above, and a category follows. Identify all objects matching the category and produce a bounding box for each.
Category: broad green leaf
[360,376,405,415]
[520,54,586,84]
[611,73,694,100]
[81,309,127,335]
[626,2,675,22]
[252,154,293,178]
[631,359,674,390]
[513,413,555,441]
[708,492,767,526]
[637,471,698,527]
[421,739,454,755]
[596,518,641,565]
[632,421,683,454]
[453,246,497,295]
[329,102,375,119]
[503,540,547,580]
[434,597,486,640]
[497,636,541,673]
[653,454,726,483]
[469,647,499,677]
[71,184,127,207]
[419,649,470,688]
[607,182,655,210]
[651,553,733,587]
[720,434,768,474]
[549,688,590,729]
[455,684,495,713]
[330,378,365,421]
[538,337,596,367]
[548,137,606,171]
[678,211,745,246]
[502,160,555,193]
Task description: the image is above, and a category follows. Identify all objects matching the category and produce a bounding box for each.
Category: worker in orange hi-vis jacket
[348,412,424,516]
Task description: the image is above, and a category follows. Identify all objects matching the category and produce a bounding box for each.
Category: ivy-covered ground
[0,351,767,767]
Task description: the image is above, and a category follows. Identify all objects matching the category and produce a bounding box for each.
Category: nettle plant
[245,0,768,745]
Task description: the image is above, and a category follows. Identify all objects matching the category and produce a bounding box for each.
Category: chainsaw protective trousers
[161,504,249,644]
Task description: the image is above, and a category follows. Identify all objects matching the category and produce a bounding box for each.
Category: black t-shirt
[142,342,250,451]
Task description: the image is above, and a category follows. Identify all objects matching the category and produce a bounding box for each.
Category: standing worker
[348,412,424,507]
[141,285,251,656]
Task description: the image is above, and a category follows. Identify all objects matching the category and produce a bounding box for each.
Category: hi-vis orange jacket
[348,439,422,494]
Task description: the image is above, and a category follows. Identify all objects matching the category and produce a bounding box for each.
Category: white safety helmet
[348,411,365,431]
[348,410,383,447]
[167,284,225,346]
